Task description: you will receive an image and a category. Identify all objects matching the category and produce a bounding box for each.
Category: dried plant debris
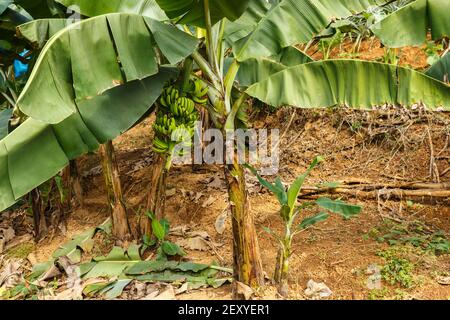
[1,219,231,300]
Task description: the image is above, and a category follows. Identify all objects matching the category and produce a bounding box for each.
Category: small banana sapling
[246,156,362,297]
[142,211,186,260]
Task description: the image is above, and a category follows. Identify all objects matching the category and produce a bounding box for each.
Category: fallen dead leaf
[152,285,176,300]
[236,281,253,300]
[177,237,209,251]
[437,276,450,285]
[0,227,15,253]
[175,282,189,295]
[215,210,229,235]
[166,188,176,197]
[0,258,22,288]
[202,195,216,208]
[207,175,225,190]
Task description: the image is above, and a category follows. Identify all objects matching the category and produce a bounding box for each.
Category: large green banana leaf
[371,0,450,47]
[54,0,168,21]
[235,47,313,88]
[224,0,272,45]
[232,0,391,61]
[17,18,69,48]
[15,13,198,124]
[0,68,176,212]
[156,0,251,27]
[426,53,449,82]
[246,60,450,110]
[55,0,251,27]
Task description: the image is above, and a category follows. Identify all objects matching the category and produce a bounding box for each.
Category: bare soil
[13,106,449,300]
[1,40,449,300]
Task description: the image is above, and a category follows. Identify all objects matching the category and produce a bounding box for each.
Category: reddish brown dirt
[22,107,450,300]
[303,38,430,70]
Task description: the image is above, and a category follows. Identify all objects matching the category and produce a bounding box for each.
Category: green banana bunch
[159,85,180,109]
[187,79,208,105]
[170,97,195,118]
[153,83,202,156]
[152,136,170,154]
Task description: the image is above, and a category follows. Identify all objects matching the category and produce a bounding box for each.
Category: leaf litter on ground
[1,220,232,300]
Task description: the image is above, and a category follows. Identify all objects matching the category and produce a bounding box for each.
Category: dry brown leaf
[0,227,15,253]
[215,210,229,235]
[152,285,176,300]
[175,282,189,295]
[0,258,22,288]
[437,276,450,285]
[165,188,176,197]
[177,237,209,251]
[207,175,225,190]
[187,231,210,239]
[236,281,253,300]
[202,195,216,208]
[38,264,61,282]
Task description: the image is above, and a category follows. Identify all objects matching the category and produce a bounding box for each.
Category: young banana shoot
[247,157,362,297]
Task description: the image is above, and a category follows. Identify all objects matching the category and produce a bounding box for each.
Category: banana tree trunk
[69,160,84,207]
[140,154,168,237]
[30,189,47,241]
[99,140,131,241]
[224,159,264,298]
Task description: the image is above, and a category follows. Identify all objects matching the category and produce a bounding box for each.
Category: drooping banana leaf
[426,53,449,82]
[246,60,450,110]
[223,0,272,45]
[371,0,450,47]
[16,13,198,124]
[0,68,177,212]
[156,0,251,27]
[17,18,72,48]
[225,46,312,88]
[273,46,313,67]
[56,0,251,27]
[232,0,391,61]
[54,0,168,21]
[235,48,312,88]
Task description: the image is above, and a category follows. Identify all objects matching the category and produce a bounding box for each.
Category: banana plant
[0,0,448,298]
[246,157,361,297]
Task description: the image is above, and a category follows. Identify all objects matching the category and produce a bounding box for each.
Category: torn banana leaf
[125,260,209,275]
[16,13,197,124]
[246,60,450,110]
[83,246,142,279]
[52,228,97,263]
[55,0,168,21]
[0,68,176,212]
[371,0,449,47]
[230,47,312,88]
[426,53,449,83]
[17,18,71,48]
[56,0,251,28]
